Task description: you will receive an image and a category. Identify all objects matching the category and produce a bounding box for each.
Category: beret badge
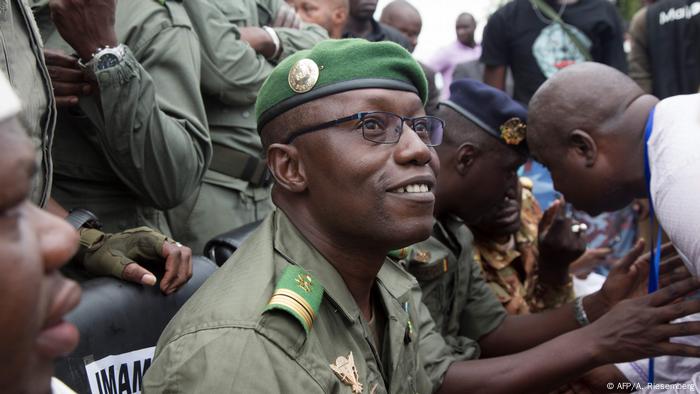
[288,58,320,93]
[499,117,526,145]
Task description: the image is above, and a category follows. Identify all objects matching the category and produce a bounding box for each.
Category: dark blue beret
[439,79,529,155]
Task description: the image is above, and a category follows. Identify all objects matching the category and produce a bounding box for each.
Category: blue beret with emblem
[439,79,529,155]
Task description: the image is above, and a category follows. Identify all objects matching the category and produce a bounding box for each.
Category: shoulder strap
[529,0,593,61]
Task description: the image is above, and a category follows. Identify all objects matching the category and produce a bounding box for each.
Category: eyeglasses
[285,111,445,146]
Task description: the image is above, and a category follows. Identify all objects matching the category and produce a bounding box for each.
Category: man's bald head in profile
[528,62,646,152]
[379,0,422,52]
[528,62,656,215]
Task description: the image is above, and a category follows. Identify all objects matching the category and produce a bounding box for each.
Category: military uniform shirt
[144,210,474,393]
[32,0,211,233]
[0,0,55,208]
[394,217,507,347]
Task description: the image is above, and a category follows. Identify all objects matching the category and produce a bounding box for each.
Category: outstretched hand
[80,227,193,294]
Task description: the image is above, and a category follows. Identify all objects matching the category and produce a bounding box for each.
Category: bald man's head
[295,0,349,38]
[380,0,422,52]
[529,62,645,153]
[456,12,476,46]
[528,62,655,216]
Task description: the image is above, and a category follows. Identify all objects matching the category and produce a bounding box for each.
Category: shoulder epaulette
[388,247,412,260]
[264,265,323,334]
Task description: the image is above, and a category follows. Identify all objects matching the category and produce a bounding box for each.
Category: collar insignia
[330,352,363,394]
[500,117,527,145]
[288,58,320,93]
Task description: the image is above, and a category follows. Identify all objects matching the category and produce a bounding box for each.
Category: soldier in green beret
[144,39,700,393]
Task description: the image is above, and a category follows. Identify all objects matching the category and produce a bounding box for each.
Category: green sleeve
[412,284,480,392]
[628,7,652,94]
[184,0,276,106]
[457,253,508,340]
[144,327,322,393]
[273,23,328,61]
[83,26,211,210]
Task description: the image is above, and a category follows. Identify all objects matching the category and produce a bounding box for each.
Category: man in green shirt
[167,0,327,253]
[32,0,212,236]
[144,39,700,393]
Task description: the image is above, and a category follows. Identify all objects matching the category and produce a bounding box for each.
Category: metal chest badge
[499,117,527,145]
[330,352,363,394]
[288,58,320,93]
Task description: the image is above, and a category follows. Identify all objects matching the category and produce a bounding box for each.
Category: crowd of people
[1,0,699,392]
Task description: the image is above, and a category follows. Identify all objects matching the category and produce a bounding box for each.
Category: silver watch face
[96,53,121,71]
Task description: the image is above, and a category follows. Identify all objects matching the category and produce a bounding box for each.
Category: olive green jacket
[144,210,476,393]
[1,0,56,208]
[184,0,327,191]
[32,0,211,233]
[396,217,507,343]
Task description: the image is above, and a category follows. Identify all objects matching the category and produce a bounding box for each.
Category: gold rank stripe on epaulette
[264,265,324,334]
[387,247,411,260]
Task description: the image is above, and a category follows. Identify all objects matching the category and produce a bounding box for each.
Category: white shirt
[648,93,700,278]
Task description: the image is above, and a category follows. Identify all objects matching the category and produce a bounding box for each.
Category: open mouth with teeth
[391,183,432,193]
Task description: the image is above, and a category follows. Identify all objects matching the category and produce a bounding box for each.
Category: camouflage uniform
[472,179,575,315]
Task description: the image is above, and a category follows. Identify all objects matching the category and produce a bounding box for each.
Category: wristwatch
[66,208,103,231]
[79,44,126,76]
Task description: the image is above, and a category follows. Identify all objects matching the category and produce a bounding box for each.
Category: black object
[203,220,262,266]
[66,208,102,230]
[54,256,217,393]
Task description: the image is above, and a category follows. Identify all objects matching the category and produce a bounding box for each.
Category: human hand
[570,248,613,279]
[80,227,193,294]
[44,49,93,107]
[555,365,631,394]
[586,276,700,365]
[48,0,118,61]
[658,243,692,288]
[538,199,587,270]
[238,27,277,58]
[272,2,302,29]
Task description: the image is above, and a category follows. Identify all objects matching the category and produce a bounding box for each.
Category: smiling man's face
[291,88,439,250]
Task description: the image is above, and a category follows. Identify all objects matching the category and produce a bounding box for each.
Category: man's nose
[28,204,79,272]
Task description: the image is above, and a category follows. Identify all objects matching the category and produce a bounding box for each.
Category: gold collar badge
[288,58,320,93]
[330,352,363,394]
[295,273,313,293]
[500,117,527,145]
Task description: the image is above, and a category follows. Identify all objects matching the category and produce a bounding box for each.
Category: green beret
[255,38,428,133]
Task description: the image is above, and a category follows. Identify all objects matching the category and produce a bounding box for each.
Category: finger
[44,49,81,68]
[649,277,700,307]
[539,199,561,234]
[55,96,80,107]
[52,81,92,97]
[659,268,692,288]
[172,246,193,293]
[649,341,700,358]
[658,241,678,259]
[659,254,685,273]
[122,262,157,286]
[589,247,613,258]
[656,298,700,323]
[159,243,182,293]
[609,240,645,274]
[47,64,88,83]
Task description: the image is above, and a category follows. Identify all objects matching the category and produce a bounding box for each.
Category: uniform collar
[272,210,414,323]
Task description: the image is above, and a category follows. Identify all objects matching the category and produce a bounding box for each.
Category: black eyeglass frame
[285,111,445,146]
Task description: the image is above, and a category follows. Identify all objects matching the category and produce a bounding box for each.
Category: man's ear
[455,142,478,175]
[267,143,307,193]
[333,8,348,26]
[569,129,597,167]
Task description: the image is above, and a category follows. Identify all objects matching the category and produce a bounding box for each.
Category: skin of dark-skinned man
[456,12,477,48]
[0,70,82,394]
[343,0,412,50]
[294,0,349,38]
[144,40,700,394]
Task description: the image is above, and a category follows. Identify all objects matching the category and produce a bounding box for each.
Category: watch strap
[66,208,103,230]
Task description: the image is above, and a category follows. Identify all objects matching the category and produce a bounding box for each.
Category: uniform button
[242,111,250,118]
